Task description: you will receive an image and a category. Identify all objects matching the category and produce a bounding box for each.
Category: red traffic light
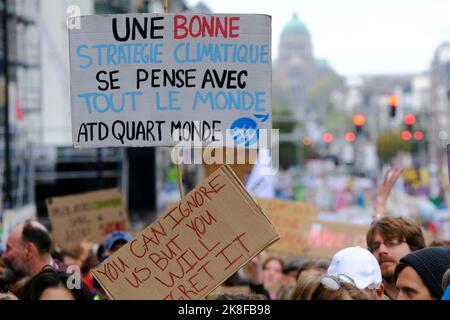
[323,133,333,143]
[414,131,424,141]
[401,130,412,141]
[404,114,416,126]
[345,132,356,142]
[353,114,366,127]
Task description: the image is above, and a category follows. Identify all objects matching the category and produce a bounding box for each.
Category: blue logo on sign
[230,117,259,147]
[230,113,270,147]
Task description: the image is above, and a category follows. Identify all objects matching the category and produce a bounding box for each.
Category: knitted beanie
[396,247,450,299]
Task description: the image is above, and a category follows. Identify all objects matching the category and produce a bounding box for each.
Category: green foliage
[324,104,352,134]
[272,108,300,133]
[376,131,411,163]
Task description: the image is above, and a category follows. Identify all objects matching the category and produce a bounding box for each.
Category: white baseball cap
[327,246,382,290]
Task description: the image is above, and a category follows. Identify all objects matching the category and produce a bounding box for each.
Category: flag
[245,148,275,198]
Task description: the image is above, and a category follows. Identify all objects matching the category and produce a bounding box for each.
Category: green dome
[282,13,309,36]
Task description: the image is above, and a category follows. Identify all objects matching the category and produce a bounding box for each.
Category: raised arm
[373,168,402,220]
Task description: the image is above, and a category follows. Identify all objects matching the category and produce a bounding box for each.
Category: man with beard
[366,217,425,299]
[1,220,63,290]
[395,247,450,300]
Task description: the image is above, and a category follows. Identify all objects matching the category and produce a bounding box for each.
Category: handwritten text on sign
[92,166,279,300]
[47,189,130,251]
[69,14,271,147]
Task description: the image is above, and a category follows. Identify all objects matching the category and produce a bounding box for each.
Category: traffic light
[345,132,356,142]
[414,131,424,141]
[323,133,333,143]
[404,114,416,131]
[388,94,398,118]
[401,130,412,141]
[353,114,366,135]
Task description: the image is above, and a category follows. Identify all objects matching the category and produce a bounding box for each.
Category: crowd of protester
[0,168,449,300]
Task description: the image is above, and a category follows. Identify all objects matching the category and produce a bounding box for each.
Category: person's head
[428,240,450,247]
[213,293,268,300]
[290,275,371,300]
[282,258,308,286]
[103,231,132,255]
[395,247,450,300]
[262,257,284,285]
[20,266,92,300]
[2,220,52,278]
[296,259,329,283]
[367,217,425,282]
[327,247,383,300]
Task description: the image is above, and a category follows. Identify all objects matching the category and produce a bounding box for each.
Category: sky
[186,0,450,77]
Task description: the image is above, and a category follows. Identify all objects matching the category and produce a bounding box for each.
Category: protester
[212,293,268,300]
[372,168,403,220]
[395,246,450,300]
[91,230,132,300]
[296,258,329,283]
[428,240,450,247]
[290,274,371,300]
[103,230,132,255]
[327,247,384,300]
[367,216,425,299]
[2,220,66,286]
[277,258,310,299]
[19,266,92,300]
[249,252,284,299]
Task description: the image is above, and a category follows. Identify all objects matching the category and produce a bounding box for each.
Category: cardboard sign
[69,14,271,148]
[203,147,257,183]
[92,166,279,300]
[256,198,318,257]
[46,189,130,251]
[1,204,37,251]
[302,220,369,259]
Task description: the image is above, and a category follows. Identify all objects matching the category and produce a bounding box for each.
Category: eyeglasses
[369,239,404,253]
[320,274,357,291]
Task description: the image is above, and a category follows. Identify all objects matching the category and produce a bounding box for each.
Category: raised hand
[373,168,402,220]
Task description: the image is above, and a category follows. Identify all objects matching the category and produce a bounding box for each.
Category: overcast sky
[186,0,450,77]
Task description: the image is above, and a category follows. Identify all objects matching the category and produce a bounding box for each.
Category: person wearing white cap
[327,246,385,300]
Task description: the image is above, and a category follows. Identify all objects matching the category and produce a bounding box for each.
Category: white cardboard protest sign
[92,165,279,300]
[69,14,271,148]
[46,189,130,251]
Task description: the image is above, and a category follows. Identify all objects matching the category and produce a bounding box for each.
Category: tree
[376,131,411,163]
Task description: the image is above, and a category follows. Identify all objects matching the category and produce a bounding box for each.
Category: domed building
[274,13,335,116]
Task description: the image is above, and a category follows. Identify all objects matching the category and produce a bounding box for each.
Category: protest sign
[92,165,279,300]
[1,204,37,251]
[46,189,130,251]
[256,199,318,256]
[302,220,369,259]
[203,147,257,183]
[69,14,271,148]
